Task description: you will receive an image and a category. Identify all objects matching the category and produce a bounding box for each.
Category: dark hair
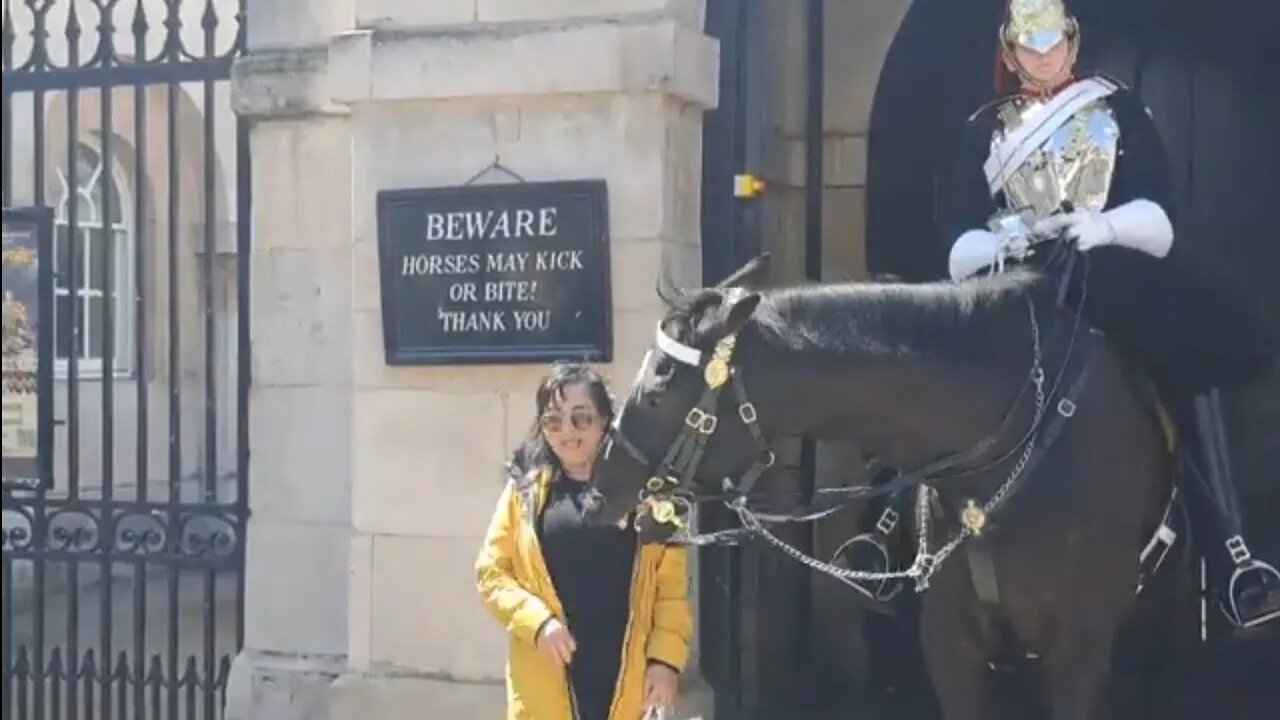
[504,362,615,480]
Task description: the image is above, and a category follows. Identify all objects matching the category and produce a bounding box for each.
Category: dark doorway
[867,0,1280,322]
[861,0,1280,718]
[866,0,1280,564]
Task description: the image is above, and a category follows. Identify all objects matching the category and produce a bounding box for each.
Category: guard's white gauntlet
[949,229,1000,281]
[1031,199,1173,257]
[948,213,1035,281]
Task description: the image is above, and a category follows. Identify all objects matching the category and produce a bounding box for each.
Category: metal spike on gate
[48,646,64,682]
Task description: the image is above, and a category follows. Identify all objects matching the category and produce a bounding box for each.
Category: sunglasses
[540,409,598,433]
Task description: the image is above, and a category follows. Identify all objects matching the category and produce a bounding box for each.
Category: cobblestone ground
[753,632,1278,720]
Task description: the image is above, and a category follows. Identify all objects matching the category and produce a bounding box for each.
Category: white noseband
[654,324,701,367]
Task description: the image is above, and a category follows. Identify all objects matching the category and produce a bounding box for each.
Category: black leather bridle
[602,329,778,532]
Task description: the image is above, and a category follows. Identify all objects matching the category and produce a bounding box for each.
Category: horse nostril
[583,490,605,513]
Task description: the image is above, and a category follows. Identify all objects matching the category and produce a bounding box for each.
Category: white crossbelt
[984,76,1119,197]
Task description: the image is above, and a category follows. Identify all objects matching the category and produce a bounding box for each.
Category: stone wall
[226,1,717,718]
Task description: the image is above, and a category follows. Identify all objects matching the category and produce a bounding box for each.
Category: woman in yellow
[476,362,693,720]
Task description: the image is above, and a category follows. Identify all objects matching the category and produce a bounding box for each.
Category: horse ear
[655,265,682,307]
[715,252,772,290]
[715,291,761,338]
[655,273,675,305]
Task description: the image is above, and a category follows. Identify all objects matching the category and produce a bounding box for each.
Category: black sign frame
[2,205,55,492]
[375,179,613,366]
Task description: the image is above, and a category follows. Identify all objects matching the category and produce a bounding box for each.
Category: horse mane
[666,270,1056,365]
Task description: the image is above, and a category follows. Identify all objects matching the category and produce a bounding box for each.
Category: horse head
[584,253,775,530]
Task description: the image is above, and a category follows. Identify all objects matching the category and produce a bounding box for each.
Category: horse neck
[743,294,1046,469]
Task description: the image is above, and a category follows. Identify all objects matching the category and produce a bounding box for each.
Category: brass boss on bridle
[602,316,777,530]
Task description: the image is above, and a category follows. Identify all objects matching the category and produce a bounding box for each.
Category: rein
[605,257,1096,589]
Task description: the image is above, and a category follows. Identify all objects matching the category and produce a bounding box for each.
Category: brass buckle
[685,408,718,435]
[704,356,730,389]
[960,499,987,536]
[704,334,737,389]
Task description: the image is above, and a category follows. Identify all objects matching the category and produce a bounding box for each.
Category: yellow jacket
[475,466,693,720]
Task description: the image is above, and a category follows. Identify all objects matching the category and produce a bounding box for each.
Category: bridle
[602,317,780,539]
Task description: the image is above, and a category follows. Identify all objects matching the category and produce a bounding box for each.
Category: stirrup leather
[1221,535,1280,630]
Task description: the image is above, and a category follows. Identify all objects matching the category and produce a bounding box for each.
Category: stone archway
[864,0,1005,282]
[865,0,1280,295]
[863,0,1280,514]
[860,1,1280,716]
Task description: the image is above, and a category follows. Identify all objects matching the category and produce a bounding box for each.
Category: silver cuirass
[991,94,1120,219]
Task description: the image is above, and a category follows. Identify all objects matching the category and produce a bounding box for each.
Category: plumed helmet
[1000,0,1079,55]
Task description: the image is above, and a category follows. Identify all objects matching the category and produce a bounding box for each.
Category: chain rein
[663,299,1052,591]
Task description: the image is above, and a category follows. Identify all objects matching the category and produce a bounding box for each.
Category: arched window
[54,142,134,377]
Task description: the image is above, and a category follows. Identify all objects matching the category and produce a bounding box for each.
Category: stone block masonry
[227,1,717,717]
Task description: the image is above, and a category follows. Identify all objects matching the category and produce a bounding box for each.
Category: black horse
[584,253,1181,720]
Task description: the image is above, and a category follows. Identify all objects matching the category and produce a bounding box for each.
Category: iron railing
[2,1,251,718]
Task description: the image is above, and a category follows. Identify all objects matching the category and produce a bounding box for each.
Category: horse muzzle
[581,488,617,526]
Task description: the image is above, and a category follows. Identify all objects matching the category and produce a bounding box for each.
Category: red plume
[993,0,1017,95]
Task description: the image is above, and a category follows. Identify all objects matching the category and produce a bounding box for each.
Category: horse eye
[639,365,670,408]
[653,356,676,380]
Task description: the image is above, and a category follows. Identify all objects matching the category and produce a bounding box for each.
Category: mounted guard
[883,0,1280,631]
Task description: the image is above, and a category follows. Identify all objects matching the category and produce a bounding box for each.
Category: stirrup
[832,531,903,603]
[1220,536,1280,630]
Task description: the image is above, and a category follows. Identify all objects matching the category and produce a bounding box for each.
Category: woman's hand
[644,662,679,708]
[535,618,576,665]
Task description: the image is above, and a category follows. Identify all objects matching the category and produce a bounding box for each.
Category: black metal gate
[2,1,250,718]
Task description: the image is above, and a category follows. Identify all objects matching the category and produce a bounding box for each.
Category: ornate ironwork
[2,0,245,84]
[3,2,250,718]
[2,500,242,565]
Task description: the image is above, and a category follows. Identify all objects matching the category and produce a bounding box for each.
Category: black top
[537,474,637,720]
[938,78,1276,396]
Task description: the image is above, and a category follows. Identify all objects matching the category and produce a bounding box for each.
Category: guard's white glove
[949,229,999,280]
[948,221,1034,280]
[1032,209,1115,251]
[1031,199,1173,258]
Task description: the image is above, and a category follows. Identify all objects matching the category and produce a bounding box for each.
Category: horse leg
[919,592,990,720]
[1045,625,1116,720]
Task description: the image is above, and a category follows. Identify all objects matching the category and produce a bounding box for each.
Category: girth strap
[966,329,1098,609]
[967,538,1003,607]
